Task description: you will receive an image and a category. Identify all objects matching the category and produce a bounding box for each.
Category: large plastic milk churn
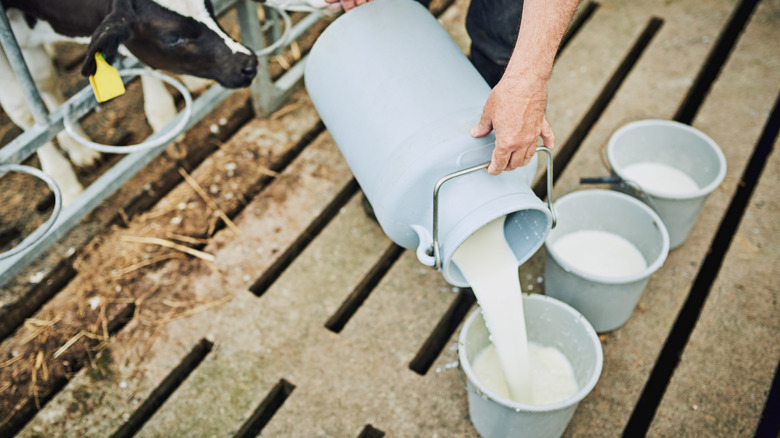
[304,0,555,286]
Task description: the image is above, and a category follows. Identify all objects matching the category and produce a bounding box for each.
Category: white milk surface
[551,230,647,278]
[452,217,534,403]
[620,161,699,196]
[472,342,579,405]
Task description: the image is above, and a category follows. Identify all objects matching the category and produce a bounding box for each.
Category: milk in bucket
[453,217,578,405]
[472,342,579,405]
[459,294,603,438]
[607,120,727,248]
[550,230,647,279]
[545,190,670,332]
[620,162,700,197]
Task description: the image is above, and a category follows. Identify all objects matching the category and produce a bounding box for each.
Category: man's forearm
[505,0,580,82]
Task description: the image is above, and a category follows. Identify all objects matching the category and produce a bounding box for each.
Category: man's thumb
[471,117,493,138]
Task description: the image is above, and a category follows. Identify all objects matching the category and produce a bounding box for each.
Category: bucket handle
[574,176,662,214]
[427,147,556,270]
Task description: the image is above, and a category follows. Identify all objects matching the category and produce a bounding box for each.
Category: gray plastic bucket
[304,0,553,286]
[458,294,603,438]
[544,190,669,332]
[607,120,726,248]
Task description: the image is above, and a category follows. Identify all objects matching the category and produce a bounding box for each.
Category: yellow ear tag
[89,52,126,103]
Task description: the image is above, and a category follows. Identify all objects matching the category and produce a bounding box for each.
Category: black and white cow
[0,0,332,204]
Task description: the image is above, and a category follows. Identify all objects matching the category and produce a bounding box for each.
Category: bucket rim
[606,119,727,200]
[457,294,604,412]
[544,189,670,285]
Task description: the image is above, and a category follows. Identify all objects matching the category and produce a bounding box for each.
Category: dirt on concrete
[0,8,335,431]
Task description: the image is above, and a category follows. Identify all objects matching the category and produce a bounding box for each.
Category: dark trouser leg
[466,0,525,87]
[470,46,508,88]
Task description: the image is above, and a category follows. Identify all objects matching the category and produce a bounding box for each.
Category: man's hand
[324,0,371,11]
[471,74,554,175]
[258,0,342,13]
[471,0,579,175]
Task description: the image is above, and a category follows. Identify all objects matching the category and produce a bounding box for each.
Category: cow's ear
[81,0,135,76]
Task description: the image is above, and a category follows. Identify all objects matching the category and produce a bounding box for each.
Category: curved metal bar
[63,69,193,154]
[428,161,490,270]
[537,146,557,228]
[0,3,49,125]
[577,175,662,214]
[0,164,62,260]
[254,5,293,57]
[427,146,557,270]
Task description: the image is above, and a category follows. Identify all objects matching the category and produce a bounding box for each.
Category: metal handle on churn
[426,146,557,270]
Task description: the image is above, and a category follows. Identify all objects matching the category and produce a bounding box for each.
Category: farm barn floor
[1,0,779,436]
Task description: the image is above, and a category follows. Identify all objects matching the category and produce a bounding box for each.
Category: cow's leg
[0,48,84,205]
[140,74,177,133]
[36,143,85,205]
[24,46,101,169]
[141,74,216,134]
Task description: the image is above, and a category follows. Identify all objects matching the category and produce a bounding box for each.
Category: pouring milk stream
[453,216,577,404]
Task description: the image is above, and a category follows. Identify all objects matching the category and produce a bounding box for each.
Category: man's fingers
[471,117,493,138]
[504,120,554,171]
[540,117,555,149]
[488,148,511,175]
[505,144,535,170]
[522,144,536,166]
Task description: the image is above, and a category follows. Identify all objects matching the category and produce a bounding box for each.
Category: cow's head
[81,0,258,89]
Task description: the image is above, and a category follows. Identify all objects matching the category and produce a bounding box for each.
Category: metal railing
[0,0,323,288]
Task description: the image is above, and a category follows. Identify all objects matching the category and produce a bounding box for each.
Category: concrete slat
[647,2,780,434]
[260,250,467,436]
[10,1,779,436]
[553,0,780,435]
[17,129,357,436]
[261,0,753,435]
[135,194,394,436]
[255,2,644,432]
[649,139,780,437]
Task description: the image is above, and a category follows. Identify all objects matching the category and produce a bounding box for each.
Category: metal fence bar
[275,53,310,92]
[0,7,322,166]
[0,1,322,288]
[237,0,276,116]
[268,12,322,102]
[0,56,142,165]
[213,0,236,15]
[0,3,49,125]
[0,83,234,288]
[288,11,324,43]
[237,1,323,116]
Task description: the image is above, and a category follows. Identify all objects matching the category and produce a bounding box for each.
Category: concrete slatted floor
[1,0,778,436]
